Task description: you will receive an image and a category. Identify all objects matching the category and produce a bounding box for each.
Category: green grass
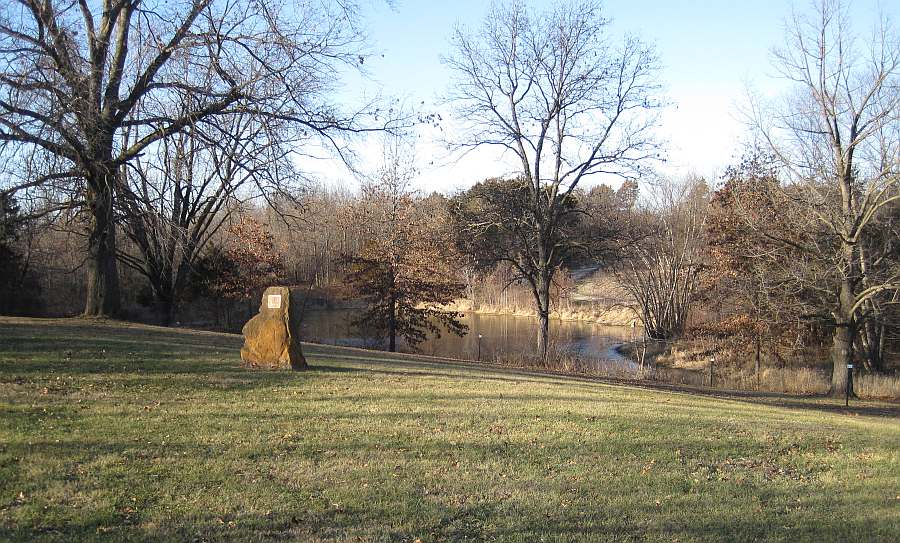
[0,317,898,542]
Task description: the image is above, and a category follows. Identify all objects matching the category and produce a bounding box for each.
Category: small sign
[847,364,854,369]
[267,294,282,309]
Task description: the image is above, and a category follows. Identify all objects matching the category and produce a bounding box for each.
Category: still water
[299,309,634,368]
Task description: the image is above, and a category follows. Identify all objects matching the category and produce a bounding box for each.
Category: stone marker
[240,286,307,370]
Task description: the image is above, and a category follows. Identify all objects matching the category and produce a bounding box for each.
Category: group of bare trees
[116,112,288,324]
[445,0,900,394]
[0,0,393,317]
[616,178,707,341]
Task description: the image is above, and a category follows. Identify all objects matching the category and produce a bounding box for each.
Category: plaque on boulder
[240,286,307,370]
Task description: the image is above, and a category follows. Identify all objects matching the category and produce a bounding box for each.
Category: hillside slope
[0,317,897,542]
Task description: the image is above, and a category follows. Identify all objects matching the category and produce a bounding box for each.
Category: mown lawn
[0,317,898,542]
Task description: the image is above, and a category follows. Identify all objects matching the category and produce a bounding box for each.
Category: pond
[299,309,636,370]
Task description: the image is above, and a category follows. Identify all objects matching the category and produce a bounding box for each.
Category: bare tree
[617,177,708,340]
[856,199,900,372]
[0,0,388,317]
[115,105,297,323]
[445,0,663,360]
[748,0,900,394]
[269,183,361,288]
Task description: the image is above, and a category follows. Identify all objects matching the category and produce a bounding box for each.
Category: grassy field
[0,317,898,542]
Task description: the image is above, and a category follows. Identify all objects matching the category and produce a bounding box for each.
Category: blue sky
[321,0,898,193]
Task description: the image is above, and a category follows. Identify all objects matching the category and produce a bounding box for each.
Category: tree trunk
[537,306,549,363]
[830,232,856,396]
[860,319,885,373]
[830,276,856,396]
[829,169,858,396]
[830,321,852,396]
[155,295,175,326]
[536,271,551,363]
[83,177,122,318]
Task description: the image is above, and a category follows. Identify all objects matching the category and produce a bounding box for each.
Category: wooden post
[845,364,853,407]
[755,335,761,391]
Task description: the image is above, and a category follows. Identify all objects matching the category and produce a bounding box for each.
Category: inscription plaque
[267,294,282,309]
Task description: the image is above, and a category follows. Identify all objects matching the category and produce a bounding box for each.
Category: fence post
[755,336,761,391]
[845,364,853,407]
[708,357,715,388]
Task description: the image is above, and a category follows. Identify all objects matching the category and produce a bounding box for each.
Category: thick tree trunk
[830,321,852,397]
[828,189,859,396]
[830,278,856,397]
[829,169,859,397]
[83,179,122,317]
[155,295,175,326]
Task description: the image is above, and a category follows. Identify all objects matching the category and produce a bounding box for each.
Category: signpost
[477,334,483,361]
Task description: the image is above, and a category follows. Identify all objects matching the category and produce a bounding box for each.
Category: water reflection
[299,309,633,367]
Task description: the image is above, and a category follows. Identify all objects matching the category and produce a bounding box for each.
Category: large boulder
[240,286,307,370]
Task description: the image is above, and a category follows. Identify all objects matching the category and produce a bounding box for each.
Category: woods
[4,4,900,542]
[0,0,390,317]
[1,0,898,397]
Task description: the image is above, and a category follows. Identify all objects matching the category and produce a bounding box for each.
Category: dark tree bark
[388,288,397,353]
[83,172,122,317]
[830,277,856,395]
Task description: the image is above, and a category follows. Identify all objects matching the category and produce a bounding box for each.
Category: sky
[311,0,898,193]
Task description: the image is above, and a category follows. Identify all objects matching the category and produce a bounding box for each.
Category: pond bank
[437,299,640,327]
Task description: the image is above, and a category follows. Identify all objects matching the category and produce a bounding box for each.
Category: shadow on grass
[308,348,900,419]
[2,484,895,543]
[3,317,899,542]
[2,316,898,420]
[308,363,536,387]
[311,355,900,419]
[717,394,900,418]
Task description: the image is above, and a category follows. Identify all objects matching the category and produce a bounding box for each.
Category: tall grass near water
[495,343,900,401]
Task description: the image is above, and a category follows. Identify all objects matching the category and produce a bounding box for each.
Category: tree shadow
[3,316,898,419]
